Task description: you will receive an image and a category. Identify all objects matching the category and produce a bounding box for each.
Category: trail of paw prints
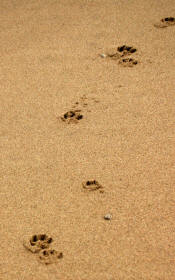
[58,95,100,124]
[100,45,138,67]
[154,17,175,28]
[23,234,63,265]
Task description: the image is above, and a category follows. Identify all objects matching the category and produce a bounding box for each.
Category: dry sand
[0,0,175,279]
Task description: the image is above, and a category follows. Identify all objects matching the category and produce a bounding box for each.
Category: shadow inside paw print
[38,249,63,265]
[119,57,138,67]
[154,17,175,28]
[82,180,104,193]
[61,110,83,124]
[23,234,53,253]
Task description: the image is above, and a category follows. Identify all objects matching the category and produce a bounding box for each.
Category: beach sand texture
[0,0,175,279]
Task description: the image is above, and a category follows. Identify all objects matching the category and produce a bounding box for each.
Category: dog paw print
[23,234,53,253]
[100,45,138,67]
[38,249,63,265]
[82,180,104,193]
[58,95,100,124]
[60,110,83,124]
[119,58,138,67]
[101,45,137,59]
[117,45,137,56]
[154,17,175,28]
[23,234,63,265]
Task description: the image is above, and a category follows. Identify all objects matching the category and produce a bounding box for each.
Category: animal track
[154,17,175,28]
[119,58,138,67]
[60,110,83,124]
[23,234,53,253]
[38,249,63,265]
[82,180,104,192]
[23,234,63,265]
[117,45,137,56]
[58,95,100,124]
[101,45,138,67]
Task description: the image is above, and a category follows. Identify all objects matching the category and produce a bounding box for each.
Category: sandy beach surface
[0,0,175,279]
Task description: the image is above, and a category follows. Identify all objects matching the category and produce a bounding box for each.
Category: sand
[0,0,175,279]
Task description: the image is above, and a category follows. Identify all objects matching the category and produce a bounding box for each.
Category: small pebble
[100,53,107,58]
[104,214,112,220]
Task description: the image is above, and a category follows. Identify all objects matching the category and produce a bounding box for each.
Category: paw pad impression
[102,45,138,66]
[154,17,175,28]
[61,110,83,123]
[38,249,63,265]
[23,234,53,253]
[82,180,104,192]
[23,234,63,264]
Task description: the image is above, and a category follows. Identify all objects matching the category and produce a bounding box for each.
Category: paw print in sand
[23,234,53,253]
[117,45,137,56]
[101,45,138,67]
[60,110,83,124]
[38,249,63,265]
[82,180,104,193]
[23,234,63,265]
[102,45,137,60]
[119,57,138,67]
[154,17,175,28]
